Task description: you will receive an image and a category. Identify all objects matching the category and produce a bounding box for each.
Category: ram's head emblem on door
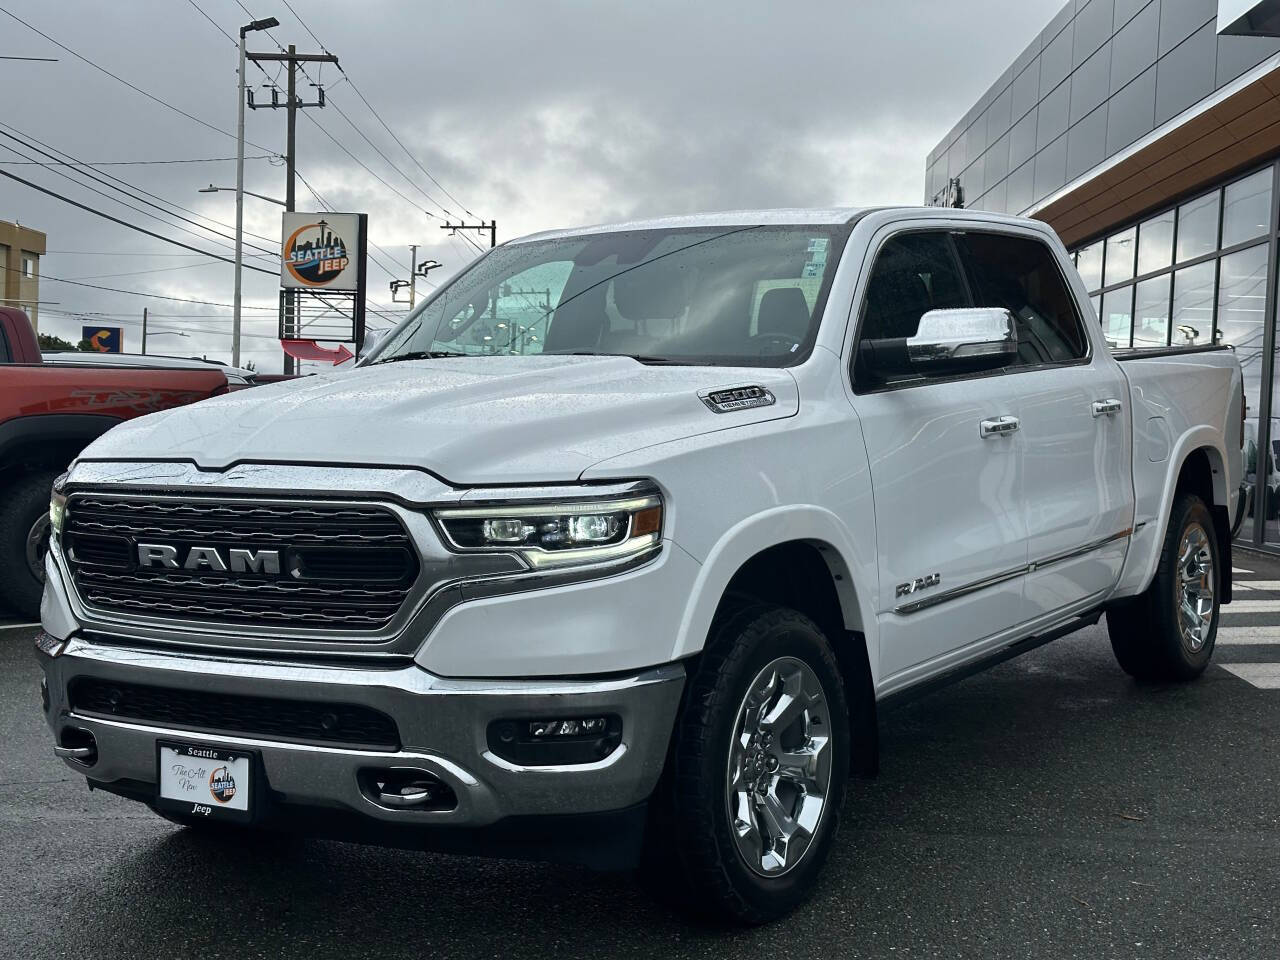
[895,573,941,598]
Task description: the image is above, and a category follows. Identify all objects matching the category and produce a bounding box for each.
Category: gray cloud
[1,0,1061,372]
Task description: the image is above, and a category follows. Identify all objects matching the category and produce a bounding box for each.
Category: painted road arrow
[280,340,354,365]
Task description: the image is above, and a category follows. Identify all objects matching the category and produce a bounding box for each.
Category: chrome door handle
[1092,398,1122,418]
[980,416,1020,438]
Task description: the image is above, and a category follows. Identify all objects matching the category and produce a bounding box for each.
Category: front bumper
[38,634,685,859]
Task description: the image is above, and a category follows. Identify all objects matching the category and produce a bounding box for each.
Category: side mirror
[906,308,1017,371]
[357,329,385,363]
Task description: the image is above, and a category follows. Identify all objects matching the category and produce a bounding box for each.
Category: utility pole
[408,243,418,309]
[284,44,298,375]
[440,220,497,249]
[233,17,279,369]
[141,306,148,355]
[244,42,337,374]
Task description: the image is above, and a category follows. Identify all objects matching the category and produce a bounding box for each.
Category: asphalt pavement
[4,555,1280,959]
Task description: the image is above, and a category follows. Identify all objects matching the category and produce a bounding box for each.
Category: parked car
[0,307,228,618]
[37,208,1243,923]
[42,351,258,390]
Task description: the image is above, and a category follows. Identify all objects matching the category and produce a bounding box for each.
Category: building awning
[1032,59,1280,248]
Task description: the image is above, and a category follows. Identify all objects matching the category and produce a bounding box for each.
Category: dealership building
[928,0,1280,549]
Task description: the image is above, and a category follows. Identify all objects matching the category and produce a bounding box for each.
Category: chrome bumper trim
[40,637,685,826]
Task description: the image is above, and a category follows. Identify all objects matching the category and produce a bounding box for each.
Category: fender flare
[1129,427,1231,597]
[0,414,123,473]
[670,504,879,679]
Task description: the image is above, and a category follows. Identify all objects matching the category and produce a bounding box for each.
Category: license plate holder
[155,741,256,824]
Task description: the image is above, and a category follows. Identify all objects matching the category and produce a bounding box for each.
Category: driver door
[850,229,1029,688]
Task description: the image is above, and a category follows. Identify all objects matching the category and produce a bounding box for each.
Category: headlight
[433,490,663,570]
[49,472,69,538]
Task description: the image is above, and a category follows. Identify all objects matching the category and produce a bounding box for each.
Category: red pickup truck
[0,307,228,617]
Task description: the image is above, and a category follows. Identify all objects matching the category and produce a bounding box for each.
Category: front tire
[1108,493,1220,682]
[658,603,850,924]
[0,468,61,619]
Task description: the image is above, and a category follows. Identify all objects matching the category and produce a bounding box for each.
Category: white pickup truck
[36,207,1244,923]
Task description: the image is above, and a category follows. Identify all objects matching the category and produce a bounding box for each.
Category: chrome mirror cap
[906,308,1017,368]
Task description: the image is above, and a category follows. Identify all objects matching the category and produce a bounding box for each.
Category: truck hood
[81,355,798,484]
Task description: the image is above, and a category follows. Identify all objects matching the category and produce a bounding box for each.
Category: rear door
[850,228,1030,687]
[955,230,1131,619]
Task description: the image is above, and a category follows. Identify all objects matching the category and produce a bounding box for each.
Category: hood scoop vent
[700,385,777,414]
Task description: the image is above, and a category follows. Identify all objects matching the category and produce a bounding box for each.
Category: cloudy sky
[1,0,1061,372]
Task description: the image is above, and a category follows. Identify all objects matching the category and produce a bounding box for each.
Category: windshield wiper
[545,350,710,366]
[623,355,713,366]
[374,350,470,364]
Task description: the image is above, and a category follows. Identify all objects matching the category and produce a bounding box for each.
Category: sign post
[278,212,367,365]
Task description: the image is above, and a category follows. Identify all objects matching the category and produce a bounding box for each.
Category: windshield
[366,224,849,367]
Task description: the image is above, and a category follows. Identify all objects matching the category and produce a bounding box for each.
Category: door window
[955,232,1089,365]
[855,232,969,385]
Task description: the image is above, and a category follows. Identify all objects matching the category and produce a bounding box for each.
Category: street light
[233,15,280,369]
[200,184,285,206]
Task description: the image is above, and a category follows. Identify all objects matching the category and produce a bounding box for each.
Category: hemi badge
[700,385,776,414]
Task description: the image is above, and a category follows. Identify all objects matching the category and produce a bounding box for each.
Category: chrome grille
[63,494,419,635]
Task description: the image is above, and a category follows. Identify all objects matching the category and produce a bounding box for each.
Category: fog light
[530,717,607,738]
[488,715,622,766]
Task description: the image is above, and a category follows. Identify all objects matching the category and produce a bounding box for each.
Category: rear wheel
[1108,493,1220,682]
[653,603,850,924]
[0,468,60,619]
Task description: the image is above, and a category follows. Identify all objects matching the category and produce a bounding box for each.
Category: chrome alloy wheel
[725,656,833,877]
[1176,522,1215,653]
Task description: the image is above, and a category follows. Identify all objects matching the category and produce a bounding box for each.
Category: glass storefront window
[1132,275,1171,348]
[1100,286,1133,350]
[1075,241,1103,292]
[1065,162,1279,549]
[1171,260,1216,346]
[1222,169,1273,249]
[1104,227,1136,286]
[1266,263,1280,546]
[1137,211,1175,276]
[1176,192,1221,263]
[1216,244,1268,351]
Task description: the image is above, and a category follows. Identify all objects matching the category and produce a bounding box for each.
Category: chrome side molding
[894,528,1132,615]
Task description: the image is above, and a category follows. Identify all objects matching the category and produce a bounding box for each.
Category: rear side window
[0,324,10,364]
[955,232,1088,364]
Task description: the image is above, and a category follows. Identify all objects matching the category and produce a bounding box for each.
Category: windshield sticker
[803,237,829,278]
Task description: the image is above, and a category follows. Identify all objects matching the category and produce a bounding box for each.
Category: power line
[63,262,227,281]
[2,262,279,308]
[182,0,236,45]
[0,5,281,155]
[293,166,415,287]
[296,108,441,222]
[46,250,238,257]
[0,154,276,166]
[280,0,479,219]
[0,128,282,259]
[0,122,282,247]
[232,1,469,233]
[0,167,279,275]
